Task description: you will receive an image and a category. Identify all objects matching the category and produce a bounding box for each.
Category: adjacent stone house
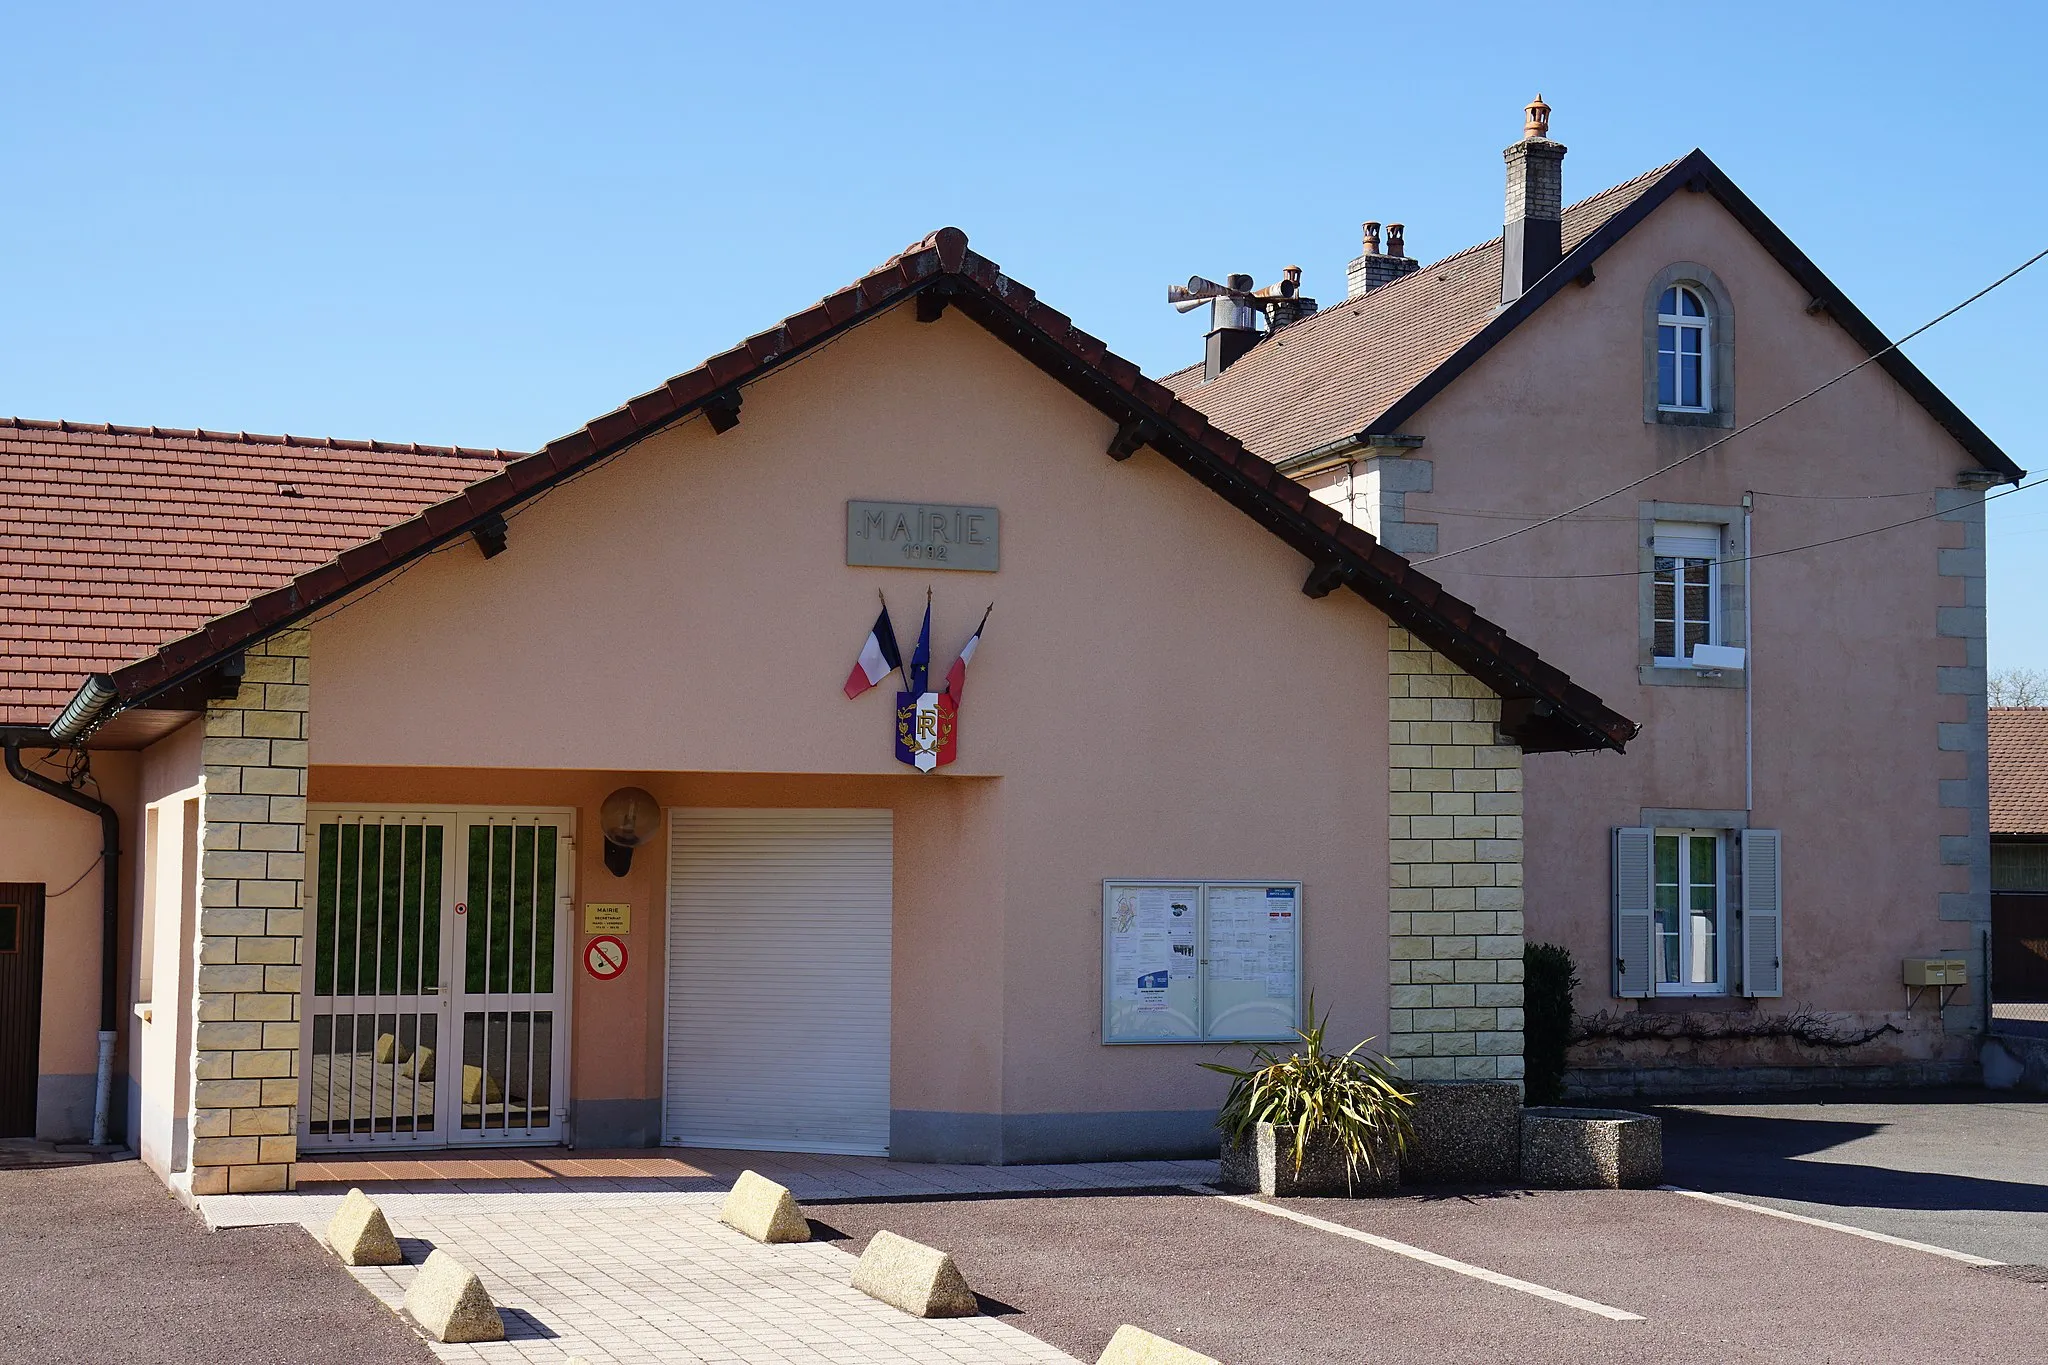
[1170,98,2023,1091]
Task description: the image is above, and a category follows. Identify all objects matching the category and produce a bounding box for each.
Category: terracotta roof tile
[1166,162,1677,461]
[0,419,516,725]
[1990,708,2048,835]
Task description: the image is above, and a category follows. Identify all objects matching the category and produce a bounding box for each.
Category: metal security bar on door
[304,813,450,1147]
[452,816,571,1144]
[303,809,572,1150]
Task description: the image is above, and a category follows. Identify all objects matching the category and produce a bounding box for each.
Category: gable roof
[34,229,1637,754]
[1990,708,2048,836]
[1170,150,2024,481]
[1164,162,1673,462]
[0,419,516,727]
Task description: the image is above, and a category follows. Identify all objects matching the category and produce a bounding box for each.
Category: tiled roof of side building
[0,419,519,725]
[1165,162,1675,462]
[1990,708,2048,836]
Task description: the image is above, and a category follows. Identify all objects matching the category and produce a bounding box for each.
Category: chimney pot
[1501,96,1565,303]
[1386,223,1406,258]
[1362,221,1382,255]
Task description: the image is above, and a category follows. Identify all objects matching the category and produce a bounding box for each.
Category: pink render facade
[1280,167,2006,1091]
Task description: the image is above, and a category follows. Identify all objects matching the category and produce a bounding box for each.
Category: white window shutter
[1612,827,1654,998]
[1741,829,1784,997]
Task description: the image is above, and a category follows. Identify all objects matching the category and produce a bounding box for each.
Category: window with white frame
[1654,828,1724,993]
[1657,285,1712,411]
[1651,522,1721,666]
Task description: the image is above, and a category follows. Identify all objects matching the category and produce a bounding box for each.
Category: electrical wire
[1413,243,2048,567]
[44,852,104,900]
[1430,475,2046,581]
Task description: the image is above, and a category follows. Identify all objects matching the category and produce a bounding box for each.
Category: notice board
[1102,881,1301,1044]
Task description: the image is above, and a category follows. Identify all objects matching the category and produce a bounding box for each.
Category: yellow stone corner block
[326,1187,402,1266]
[851,1229,978,1318]
[1098,1325,1223,1365]
[718,1169,811,1244]
[403,1249,505,1344]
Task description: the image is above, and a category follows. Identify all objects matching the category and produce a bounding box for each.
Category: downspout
[7,727,122,1147]
[1743,493,1754,813]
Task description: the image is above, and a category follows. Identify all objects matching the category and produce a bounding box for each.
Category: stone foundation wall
[189,628,310,1194]
[1386,627,1525,1084]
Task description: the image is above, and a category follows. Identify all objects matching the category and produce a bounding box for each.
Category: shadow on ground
[1651,1090,2048,1217]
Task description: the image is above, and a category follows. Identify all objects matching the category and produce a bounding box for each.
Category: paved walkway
[202,1149,1218,1364]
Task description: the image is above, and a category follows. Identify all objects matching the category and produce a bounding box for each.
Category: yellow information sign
[583,903,631,935]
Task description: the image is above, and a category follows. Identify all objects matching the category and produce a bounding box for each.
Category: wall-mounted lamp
[600,786,660,876]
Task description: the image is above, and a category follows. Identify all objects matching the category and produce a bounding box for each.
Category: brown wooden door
[0,883,46,1138]
[1992,893,2048,1004]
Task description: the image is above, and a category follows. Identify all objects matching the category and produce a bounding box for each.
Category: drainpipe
[6,737,121,1147]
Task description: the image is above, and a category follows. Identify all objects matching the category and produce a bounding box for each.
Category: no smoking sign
[584,935,628,981]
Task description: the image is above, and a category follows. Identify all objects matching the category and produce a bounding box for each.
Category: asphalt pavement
[1653,1088,2048,1263]
[814,1183,2048,1364]
[0,1158,434,1365]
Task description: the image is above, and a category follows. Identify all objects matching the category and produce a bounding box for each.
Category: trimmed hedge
[1523,942,1579,1105]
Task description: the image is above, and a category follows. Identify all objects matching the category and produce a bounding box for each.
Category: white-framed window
[1651,522,1720,666]
[1657,285,1712,411]
[1615,825,1781,999]
[1653,828,1725,994]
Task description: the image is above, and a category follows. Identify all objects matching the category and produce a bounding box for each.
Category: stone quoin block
[1387,627,1524,1088]
[326,1187,403,1266]
[403,1249,506,1343]
[1097,1324,1223,1365]
[851,1230,979,1318]
[718,1170,812,1244]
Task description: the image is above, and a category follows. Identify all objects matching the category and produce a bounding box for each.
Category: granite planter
[1520,1107,1663,1188]
[1219,1122,1402,1197]
[1399,1081,1522,1185]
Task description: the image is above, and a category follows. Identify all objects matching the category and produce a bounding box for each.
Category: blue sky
[5,2,2045,665]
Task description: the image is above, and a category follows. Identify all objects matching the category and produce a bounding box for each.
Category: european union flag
[907,595,931,693]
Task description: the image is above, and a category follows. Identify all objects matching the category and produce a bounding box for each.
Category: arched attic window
[1657,285,1712,412]
[1642,263,1735,428]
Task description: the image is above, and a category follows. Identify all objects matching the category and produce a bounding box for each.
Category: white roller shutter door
[665,808,892,1155]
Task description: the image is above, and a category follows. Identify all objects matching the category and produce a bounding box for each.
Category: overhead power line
[1414,243,2048,568]
[1431,475,2046,582]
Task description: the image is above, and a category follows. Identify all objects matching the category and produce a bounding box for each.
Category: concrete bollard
[403,1248,506,1343]
[851,1229,978,1318]
[719,1170,811,1244]
[325,1187,402,1266]
[1098,1324,1223,1365]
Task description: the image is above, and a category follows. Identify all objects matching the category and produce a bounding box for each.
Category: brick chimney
[1501,94,1566,303]
[1347,220,1420,299]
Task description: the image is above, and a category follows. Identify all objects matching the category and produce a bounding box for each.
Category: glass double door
[302,810,570,1149]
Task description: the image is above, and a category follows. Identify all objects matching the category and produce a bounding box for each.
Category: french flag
[843,602,903,699]
[943,604,992,703]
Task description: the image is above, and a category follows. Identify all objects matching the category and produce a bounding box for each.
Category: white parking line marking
[1661,1185,2004,1267]
[1205,1188,1645,1322]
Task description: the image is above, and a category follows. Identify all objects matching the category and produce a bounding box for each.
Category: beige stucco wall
[1312,187,1981,1081]
[130,717,204,1174]
[307,304,1393,1151]
[0,748,137,1139]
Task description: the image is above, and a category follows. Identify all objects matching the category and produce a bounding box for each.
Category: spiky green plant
[1201,996,1415,1186]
